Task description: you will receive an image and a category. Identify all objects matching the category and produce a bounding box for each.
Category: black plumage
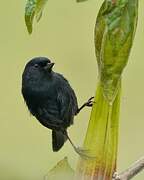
[22,57,93,155]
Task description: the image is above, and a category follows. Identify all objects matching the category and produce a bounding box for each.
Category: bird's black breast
[22,71,78,129]
[22,74,57,115]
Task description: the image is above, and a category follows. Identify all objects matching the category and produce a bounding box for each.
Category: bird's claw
[85,97,94,107]
[75,147,96,160]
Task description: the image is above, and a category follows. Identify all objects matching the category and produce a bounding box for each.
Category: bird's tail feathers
[52,130,67,151]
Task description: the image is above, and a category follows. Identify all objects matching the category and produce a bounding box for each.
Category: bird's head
[25,57,55,73]
[22,57,55,86]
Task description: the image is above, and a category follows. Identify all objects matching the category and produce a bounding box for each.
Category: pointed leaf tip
[25,0,48,34]
[44,157,74,180]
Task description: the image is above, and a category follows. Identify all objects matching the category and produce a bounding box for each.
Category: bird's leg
[63,130,95,159]
[77,96,94,114]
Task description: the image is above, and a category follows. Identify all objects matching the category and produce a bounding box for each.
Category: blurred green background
[0,0,144,180]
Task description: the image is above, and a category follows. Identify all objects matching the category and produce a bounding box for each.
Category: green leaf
[25,0,36,34]
[44,157,74,180]
[35,0,48,22]
[95,0,138,103]
[25,0,48,34]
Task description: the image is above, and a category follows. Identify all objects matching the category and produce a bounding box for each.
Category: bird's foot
[85,97,94,107]
[77,97,95,114]
[74,147,96,160]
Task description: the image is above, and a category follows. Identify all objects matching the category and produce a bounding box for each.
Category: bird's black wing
[56,74,78,127]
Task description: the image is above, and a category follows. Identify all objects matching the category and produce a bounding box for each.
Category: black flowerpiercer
[22,57,93,157]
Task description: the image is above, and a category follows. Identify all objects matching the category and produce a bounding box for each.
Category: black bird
[22,57,93,157]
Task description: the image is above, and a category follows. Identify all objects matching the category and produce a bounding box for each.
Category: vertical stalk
[76,81,121,180]
[75,0,138,179]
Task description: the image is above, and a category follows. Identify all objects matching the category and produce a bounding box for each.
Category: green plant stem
[75,81,121,180]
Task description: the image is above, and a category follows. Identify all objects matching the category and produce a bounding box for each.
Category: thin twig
[113,156,144,180]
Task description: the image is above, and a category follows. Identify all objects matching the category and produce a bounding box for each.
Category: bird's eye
[34,64,39,68]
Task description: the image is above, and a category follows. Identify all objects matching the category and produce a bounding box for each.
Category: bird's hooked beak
[44,62,55,71]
